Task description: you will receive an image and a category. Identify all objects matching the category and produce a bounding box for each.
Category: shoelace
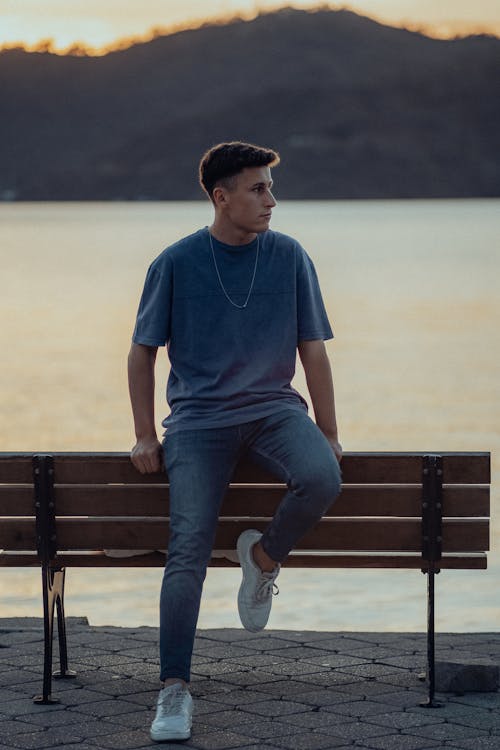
[158,687,187,715]
[255,571,280,602]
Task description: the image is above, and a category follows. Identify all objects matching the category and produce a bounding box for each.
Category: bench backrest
[0,451,490,570]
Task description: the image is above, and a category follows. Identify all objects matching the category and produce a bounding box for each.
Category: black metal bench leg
[420,455,443,709]
[34,564,58,704]
[33,565,75,704]
[420,569,442,708]
[53,567,76,681]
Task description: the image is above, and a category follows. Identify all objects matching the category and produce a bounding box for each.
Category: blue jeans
[159,409,341,682]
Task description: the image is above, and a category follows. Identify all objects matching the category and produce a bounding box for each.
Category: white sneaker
[150,682,193,742]
[237,529,280,632]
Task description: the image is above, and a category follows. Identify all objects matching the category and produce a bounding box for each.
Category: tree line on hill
[1,8,499,200]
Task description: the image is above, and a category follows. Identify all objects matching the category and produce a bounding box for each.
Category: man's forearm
[128,343,158,439]
[298,340,339,441]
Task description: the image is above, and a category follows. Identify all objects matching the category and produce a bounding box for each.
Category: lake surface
[1,199,498,631]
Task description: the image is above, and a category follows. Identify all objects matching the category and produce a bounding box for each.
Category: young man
[128,141,342,742]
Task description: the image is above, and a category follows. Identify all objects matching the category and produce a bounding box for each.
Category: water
[1,199,498,631]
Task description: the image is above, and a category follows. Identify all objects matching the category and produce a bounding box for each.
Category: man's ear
[212,186,228,208]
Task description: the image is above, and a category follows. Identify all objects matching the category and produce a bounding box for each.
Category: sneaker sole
[150,727,191,742]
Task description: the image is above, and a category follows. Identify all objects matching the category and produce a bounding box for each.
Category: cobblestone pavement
[0,618,499,750]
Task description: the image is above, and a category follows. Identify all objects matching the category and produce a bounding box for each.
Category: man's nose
[266,190,277,207]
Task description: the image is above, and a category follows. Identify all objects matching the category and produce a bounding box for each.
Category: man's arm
[128,342,163,474]
[298,339,342,462]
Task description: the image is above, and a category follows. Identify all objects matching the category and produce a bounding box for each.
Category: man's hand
[327,437,343,463]
[131,436,163,474]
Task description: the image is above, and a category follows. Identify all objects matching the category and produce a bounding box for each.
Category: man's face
[219,166,277,235]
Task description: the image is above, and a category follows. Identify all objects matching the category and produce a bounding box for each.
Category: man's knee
[166,525,214,574]
[291,451,341,508]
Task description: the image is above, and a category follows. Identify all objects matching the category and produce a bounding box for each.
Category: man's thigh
[163,426,241,530]
[245,410,340,489]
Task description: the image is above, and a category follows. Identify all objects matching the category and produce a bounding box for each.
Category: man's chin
[243,217,271,236]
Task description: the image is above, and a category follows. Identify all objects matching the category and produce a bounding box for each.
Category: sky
[2,0,500,52]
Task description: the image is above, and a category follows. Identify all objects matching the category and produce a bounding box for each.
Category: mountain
[1,8,499,200]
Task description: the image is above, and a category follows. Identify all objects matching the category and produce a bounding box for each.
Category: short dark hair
[199,141,280,200]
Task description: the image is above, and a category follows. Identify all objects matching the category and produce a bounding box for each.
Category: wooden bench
[0,451,490,707]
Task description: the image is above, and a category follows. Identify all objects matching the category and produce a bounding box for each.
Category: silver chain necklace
[208,229,259,309]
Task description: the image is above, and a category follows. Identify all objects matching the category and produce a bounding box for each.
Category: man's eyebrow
[250,180,274,188]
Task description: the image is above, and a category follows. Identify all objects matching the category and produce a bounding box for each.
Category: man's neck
[209,221,257,247]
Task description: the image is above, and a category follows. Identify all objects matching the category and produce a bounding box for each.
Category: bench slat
[0,519,37,548]
[53,484,490,518]
[30,452,490,485]
[0,483,490,518]
[0,550,488,570]
[0,517,487,553]
[440,453,491,484]
[295,519,489,553]
[0,486,34,514]
[0,452,491,485]
[330,453,490,484]
[0,455,33,483]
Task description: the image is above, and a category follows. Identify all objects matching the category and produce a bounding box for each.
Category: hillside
[1,8,499,200]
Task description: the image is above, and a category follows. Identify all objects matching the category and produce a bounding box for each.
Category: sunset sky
[2,0,500,52]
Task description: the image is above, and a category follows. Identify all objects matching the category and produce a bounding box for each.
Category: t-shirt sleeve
[132,255,173,347]
[296,244,334,342]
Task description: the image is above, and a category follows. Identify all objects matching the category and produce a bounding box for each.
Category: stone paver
[0,619,498,750]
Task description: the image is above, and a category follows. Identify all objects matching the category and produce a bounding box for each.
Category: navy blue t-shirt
[133,227,333,432]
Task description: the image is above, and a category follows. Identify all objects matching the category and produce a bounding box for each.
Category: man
[128,141,342,742]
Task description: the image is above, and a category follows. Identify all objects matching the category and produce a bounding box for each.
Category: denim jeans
[159,409,341,682]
